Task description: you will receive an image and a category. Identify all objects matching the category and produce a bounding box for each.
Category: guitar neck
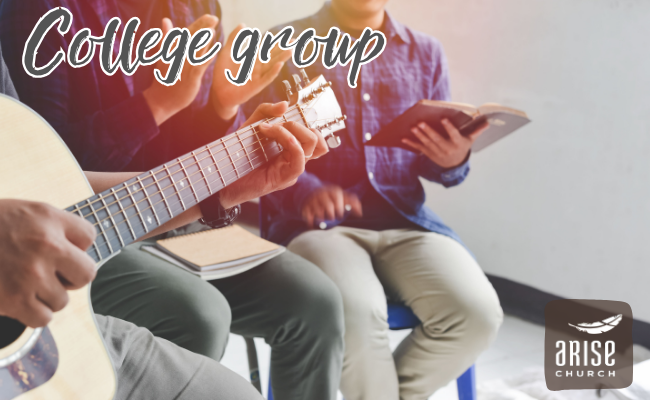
[68,108,307,263]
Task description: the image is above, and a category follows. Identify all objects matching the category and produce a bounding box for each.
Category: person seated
[247,1,504,399]
[0,2,345,399]
[0,43,319,399]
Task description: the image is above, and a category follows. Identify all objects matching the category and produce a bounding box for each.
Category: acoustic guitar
[0,73,345,400]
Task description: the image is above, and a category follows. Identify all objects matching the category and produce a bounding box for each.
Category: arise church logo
[544,300,633,391]
[568,314,622,335]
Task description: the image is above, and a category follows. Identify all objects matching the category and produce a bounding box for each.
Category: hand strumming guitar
[0,199,97,328]
[403,118,489,169]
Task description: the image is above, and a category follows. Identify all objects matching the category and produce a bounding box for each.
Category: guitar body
[0,94,116,400]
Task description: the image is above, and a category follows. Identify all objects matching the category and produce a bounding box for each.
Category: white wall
[387,0,650,321]
[220,1,650,321]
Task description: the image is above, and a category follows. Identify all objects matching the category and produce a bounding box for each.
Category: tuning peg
[282,80,293,101]
[326,135,341,148]
[300,69,309,83]
[292,74,303,91]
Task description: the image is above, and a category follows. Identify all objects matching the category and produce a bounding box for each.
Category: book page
[478,103,528,118]
[156,225,280,268]
[421,99,478,115]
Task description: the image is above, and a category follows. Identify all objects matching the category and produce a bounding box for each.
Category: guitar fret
[125,182,149,233]
[252,127,269,162]
[75,204,103,261]
[183,156,201,203]
[97,194,124,248]
[207,144,226,189]
[224,139,240,179]
[150,170,173,219]
[295,104,309,127]
[138,176,161,227]
[111,188,136,242]
[193,151,213,196]
[166,164,186,211]
[237,130,255,170]
[87,199,113,254]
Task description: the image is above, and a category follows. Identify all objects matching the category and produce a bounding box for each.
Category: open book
[365,100,530,152]
[141,225,285,280]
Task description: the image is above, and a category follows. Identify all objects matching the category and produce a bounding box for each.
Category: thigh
[92,242,232,359]
[374,230,501,327]
[288,228,387,327]
[211,250,343,340]
[96,315,262,400]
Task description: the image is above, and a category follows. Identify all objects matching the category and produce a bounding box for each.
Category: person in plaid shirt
[248,1,504,399]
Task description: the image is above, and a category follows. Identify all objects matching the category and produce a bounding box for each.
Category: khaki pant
[289,227,503,400]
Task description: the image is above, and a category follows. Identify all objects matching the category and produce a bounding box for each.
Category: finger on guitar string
[242,101,289,127]
[257,122,305,173]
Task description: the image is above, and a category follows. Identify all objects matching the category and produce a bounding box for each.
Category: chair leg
[244,337,262,393]
[456,364,477,400]
[267,375,274,400]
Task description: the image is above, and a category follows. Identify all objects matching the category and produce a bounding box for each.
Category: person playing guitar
[0,2,346,399]
[0,43,330,399]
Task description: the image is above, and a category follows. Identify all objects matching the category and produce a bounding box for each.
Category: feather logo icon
[568,314,622,334]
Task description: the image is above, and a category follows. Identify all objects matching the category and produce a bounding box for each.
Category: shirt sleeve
[417,38,470,187]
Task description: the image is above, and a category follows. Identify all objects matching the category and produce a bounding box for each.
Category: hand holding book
[365,100,531,154]
[403,118,489,169]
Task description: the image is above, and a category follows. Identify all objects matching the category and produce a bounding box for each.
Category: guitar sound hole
[0,316,26,349]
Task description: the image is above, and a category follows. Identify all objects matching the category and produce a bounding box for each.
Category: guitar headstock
[283,71,346,148]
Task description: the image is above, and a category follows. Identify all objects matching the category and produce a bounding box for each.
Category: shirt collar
[316,2,410,44]
[382,11,411,44]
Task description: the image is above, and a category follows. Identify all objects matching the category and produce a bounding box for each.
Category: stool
[246,302,477,400]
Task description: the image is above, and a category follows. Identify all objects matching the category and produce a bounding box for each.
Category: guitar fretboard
[67,108,305,262]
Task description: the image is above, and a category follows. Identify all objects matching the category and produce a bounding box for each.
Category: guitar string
[89,144,274,258]
[85,133,276,245]
[79,107,303,220]
[88,109,345,247]
[83,112,307,250]
[90,110,345,259]
[88,111,344,258]
[82,100,336,224]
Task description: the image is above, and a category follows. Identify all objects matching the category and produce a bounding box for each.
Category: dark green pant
[92,243,344,400]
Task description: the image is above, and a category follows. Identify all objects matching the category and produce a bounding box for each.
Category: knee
[269,265,345,349]
[463,292,503,348]
[291,275,345,343]
[161,281,232,360]
[422,289,503,351]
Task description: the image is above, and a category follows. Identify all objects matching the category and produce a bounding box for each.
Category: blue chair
[386,303,477,400]
[261,302,477,400]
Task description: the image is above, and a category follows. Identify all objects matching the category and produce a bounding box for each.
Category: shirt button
[368,172,374,180]
[363,93,371,101]
[365,133,372,141]
[319,222,327,230]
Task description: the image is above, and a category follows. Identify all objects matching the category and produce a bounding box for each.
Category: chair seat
[387,302,421,330]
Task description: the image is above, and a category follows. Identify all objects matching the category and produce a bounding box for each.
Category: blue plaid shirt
[0,0,243,172]
[249,3,470,245]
